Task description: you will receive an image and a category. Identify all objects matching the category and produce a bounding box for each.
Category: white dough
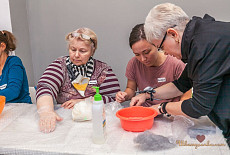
[72,100,92,121]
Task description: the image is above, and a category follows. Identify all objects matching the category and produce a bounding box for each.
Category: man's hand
[130,93,149,106]
[151,104,160,115]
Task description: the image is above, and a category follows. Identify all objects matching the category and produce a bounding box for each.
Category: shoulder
[43,56,67,74]
[94,59,108,65]
[54,56,67,64]
[165,56,186,78]
[126,57,143,73]
[6,56,23,67]
[165,55,185,67]
[128,57,138,64]
[7,56,22,62]
[94,59,111,70]
[127,57,140,68]
[48,56,68,69]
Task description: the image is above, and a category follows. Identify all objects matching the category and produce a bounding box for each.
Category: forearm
[180,89,192,101]
[37,95,54,112]
[124,87,136,100]
[0,88,20,102]
[154,82,183,99]
[37,95,63,133]
[152,100,188,117]
[165,101,187,116]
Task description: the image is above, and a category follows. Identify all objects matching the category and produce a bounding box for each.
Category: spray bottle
[92,86,106,144]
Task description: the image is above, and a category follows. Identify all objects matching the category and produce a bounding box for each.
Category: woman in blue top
[0,30,31,103]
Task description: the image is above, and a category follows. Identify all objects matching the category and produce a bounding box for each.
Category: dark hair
[0,30,16,54]
[129,23,146,48]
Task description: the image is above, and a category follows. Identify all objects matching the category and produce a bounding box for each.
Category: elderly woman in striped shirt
[36,28,120,133]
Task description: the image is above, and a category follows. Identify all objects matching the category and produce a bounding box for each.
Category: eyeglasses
[157,31,167,51]
[70,32,95,47]
[151,25,177,51]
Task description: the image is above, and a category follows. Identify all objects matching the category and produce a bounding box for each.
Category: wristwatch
[143,86,155,101]
[136,86,156,101]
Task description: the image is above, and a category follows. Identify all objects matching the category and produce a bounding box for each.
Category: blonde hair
[66,28,97,54]
[144,3,189,42]
[0,30,16,54]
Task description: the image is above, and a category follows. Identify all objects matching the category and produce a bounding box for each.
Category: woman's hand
[61,99,85,109]
[151,104,160,115]
[116,91,127,103]
[38,111,63,133]
[130,93,149,106]
[36,95,62,133]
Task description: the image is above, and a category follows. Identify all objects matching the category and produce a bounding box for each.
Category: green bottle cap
[92,86,102,101]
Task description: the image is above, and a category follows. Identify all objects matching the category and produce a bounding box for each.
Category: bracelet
[146,89,155,101]
[149,92,154,101]
[161,102,171,117]
[137,86,156,101]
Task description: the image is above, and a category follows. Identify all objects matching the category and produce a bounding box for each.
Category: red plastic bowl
[116,106,158,132]
[0,96,6,115]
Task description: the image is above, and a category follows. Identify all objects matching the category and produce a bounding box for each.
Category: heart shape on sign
[196,135,205,143]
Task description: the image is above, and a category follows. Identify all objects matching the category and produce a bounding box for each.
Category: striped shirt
[36,56,120,104]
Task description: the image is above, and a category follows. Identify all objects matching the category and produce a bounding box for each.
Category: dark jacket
[173,14,230,143]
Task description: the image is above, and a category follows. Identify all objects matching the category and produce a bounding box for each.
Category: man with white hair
[130,3,230,147]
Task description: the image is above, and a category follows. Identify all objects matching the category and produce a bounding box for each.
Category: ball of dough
[72,100,92,121]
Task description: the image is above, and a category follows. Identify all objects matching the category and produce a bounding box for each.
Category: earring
[176,39,180,44]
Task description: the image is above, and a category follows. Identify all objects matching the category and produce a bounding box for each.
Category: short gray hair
[66,27,97,54]
[144,3,189,42]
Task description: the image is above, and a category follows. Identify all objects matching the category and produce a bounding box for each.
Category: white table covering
[0,103,229,155]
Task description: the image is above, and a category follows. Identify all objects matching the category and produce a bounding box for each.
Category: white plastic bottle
[92,86,106,144]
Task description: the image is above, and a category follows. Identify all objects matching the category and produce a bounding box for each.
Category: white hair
[144,3,189,42]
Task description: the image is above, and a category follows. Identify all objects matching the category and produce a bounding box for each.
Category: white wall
[0,0,12,31]
[9,0,230,90]
[9,0,34,86]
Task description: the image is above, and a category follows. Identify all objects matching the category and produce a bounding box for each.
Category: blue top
[0,56,32,104]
